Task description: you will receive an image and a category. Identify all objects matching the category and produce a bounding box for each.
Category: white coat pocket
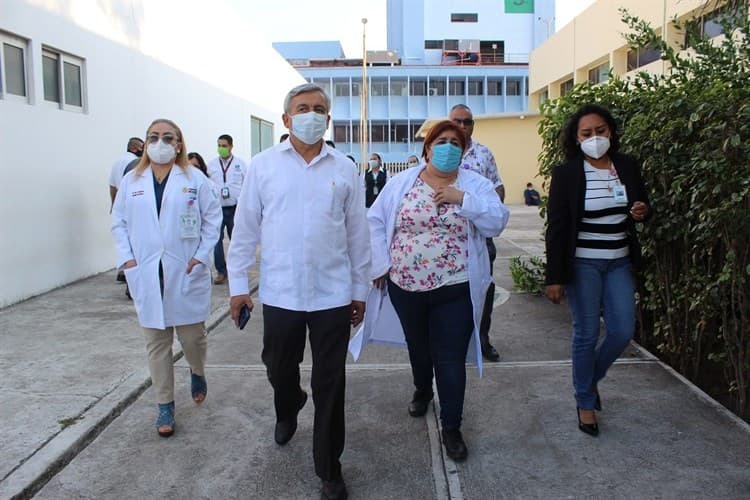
[181,263,210,295]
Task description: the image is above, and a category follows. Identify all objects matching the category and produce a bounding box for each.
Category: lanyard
[220,157,233,184]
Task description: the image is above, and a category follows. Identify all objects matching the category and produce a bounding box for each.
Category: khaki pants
[143,322,207,404]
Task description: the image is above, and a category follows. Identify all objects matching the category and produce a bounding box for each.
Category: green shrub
[509,256,546,295]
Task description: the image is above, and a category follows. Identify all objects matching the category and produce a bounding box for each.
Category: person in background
[406,154,420,167]
[228,83,369,500]
[206,134,248,285]
[109,137,144,286]
[188,152,209,177]
[366,120,508,461]
[524,182,541,206]
[364,153,387,208]
[545,104,650,437]
[111,119,221,437]
[449,104,505,362]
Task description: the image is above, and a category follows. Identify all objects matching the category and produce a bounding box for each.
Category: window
[409,79,427,96]
[588,62,610,84]
[487,79,503,96]
[333,123,350,143]
[560,78,574,96]
[333,81,349,97]
[539,89,549,105]
[506,79,522,96]
[444,39,459,51]
[468,80,483,96]
[448,79,465,96]
[250,116,273,156]
[370,122,388,142]
[424,40,443,49]
[352,80,361,97]
[410,122,424,142]
[627,45,660,71]
[1,32,28,98]
[480,41,505,64]
[390,80,407,97]
[391,122,409,143]
[428,78,446,96]
[451,13,478,23]
[370,79,388,97]
[351,123,360,143]
[41,48,85,110]
[313,79,331,97]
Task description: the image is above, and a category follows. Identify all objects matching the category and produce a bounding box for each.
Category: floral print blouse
[389,177,469,292]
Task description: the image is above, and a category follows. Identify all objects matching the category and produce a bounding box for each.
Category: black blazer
[545,152,651,285]
[365,169,387,208]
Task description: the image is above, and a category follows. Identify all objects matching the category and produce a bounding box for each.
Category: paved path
[2,206,750,499]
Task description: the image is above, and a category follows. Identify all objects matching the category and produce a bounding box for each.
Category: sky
[231,0,597,57]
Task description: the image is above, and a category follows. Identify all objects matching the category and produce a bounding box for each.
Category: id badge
[180,213,199,239]
[612,184,628,205]
[373,186,379,195]
[221,187,230,199]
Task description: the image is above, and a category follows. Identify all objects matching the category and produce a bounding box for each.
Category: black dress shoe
[408,389,434,417]
[321,478,348,500]
[441,428,468,461]
[275,390,307,445]
[577,408,599,437]
[481,344,500,362]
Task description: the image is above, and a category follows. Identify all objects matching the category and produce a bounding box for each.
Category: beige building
[529,0,729,108]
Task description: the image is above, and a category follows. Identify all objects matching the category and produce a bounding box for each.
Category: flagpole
[360,18,368,175]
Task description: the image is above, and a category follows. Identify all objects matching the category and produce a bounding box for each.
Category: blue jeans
[566,257,635,410]
[388,280,474,430]
[214,205,235,276]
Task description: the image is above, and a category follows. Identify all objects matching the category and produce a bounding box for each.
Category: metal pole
[360,18,368,176]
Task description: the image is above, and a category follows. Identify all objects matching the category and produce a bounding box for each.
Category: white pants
[143,323,207,404]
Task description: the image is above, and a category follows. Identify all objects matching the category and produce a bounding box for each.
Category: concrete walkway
[2,206,750,499]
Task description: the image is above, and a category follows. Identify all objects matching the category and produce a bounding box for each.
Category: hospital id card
[612,184,628,205]
[180,213,199,238]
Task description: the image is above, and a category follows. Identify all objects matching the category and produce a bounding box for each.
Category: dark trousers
[214,205,235,275]
[479,237,496,348]
[387,280,474,430]
[261,304,350,481]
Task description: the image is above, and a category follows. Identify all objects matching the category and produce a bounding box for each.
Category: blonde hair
[134,118,189,176]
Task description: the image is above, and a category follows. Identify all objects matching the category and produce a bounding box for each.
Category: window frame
[0,32,29,102]
[250,115,274,157]
[451,13,478,23]
[41,47,86,112]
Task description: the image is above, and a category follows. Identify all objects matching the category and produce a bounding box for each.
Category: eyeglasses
[147,133,178,145]
[452,118,474,126]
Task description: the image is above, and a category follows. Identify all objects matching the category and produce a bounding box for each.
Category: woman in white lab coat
[112,119,221,437]
[364,120,509,461]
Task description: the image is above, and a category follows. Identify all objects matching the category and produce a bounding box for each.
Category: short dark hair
[218,134,233,146]
[527,182,533,187]
[421,120,467,159]
[127,137,143,151]
[187,152,209,176]
[561,103,620,160]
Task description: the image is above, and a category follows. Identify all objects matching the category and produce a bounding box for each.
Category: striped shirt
[575,161,629,259]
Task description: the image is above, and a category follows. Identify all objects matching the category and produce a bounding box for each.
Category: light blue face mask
[431,143,463,172]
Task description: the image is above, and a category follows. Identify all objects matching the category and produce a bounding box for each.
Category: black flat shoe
[577,408,599,437]
[275,390,307,445]
[441,428,468,461]
[481,344,500,362]
[321,478,348,500]
[408,389,434,417]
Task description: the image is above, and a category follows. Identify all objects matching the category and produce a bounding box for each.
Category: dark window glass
[507,79,521,96]
[560,78,574,96]
[409,79,427,96]
[487,80,503,96]
[468,80,483,95]
[451,13,478,22]
[63,61,82,106]
[333,123,349,143]
[444,39,459,50]
[3,43,26,96]
[429,78,446,96]
[448,80,465,96]
[424,40,443,49]
[43,54,60,102]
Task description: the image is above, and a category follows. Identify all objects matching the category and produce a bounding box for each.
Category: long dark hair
[561,104,621,160]
[187,152,209,177]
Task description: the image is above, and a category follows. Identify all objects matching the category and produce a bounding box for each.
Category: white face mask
[291,111,328,145]
[580,136,610,159]
[147,141,177,164]
[368,159,380,169]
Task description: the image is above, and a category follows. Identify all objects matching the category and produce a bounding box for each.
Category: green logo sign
[505,0,534,14]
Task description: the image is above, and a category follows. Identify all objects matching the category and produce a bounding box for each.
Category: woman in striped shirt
[545,104,650,437]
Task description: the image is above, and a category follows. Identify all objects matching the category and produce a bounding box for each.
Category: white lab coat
[112,165,222,329]
[349,165,510,376]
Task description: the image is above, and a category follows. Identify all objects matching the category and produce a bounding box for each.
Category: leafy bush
[509,256,546,295]
[537,3,750,418]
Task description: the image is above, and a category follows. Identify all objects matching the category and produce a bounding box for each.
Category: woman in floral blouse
[366,120,509,461]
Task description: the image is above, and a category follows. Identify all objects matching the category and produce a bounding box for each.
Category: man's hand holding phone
[230,294,254,330]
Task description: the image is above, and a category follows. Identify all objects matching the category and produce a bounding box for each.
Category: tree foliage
[536,2,750,418]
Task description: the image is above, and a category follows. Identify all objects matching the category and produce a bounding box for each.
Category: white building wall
[0,0,304,307]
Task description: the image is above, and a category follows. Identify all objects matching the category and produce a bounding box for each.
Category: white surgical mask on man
[291,111,328,145]
[147,142,176,164]
[580,136,610,159]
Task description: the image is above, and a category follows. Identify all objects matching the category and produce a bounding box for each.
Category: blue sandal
[156,401,175,437]
[191,370,207,404]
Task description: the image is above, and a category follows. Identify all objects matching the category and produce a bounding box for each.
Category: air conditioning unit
[429,88,438,96]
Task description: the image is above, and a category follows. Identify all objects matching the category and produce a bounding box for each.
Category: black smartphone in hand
[238,305,252,330]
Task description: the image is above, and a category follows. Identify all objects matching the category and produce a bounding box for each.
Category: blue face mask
[431,143,463,173]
